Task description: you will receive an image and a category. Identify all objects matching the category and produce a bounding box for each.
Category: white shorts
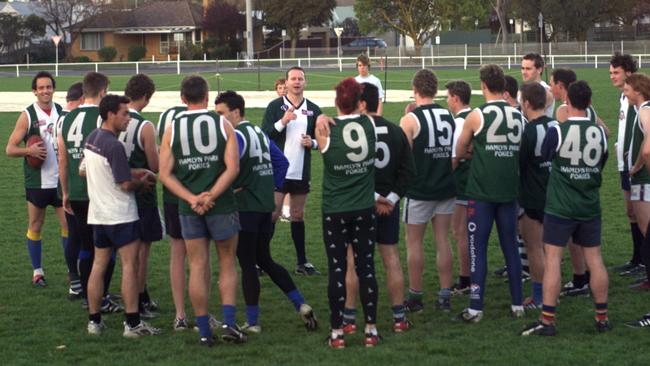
[403,197,455,225]
[630,184,650,202]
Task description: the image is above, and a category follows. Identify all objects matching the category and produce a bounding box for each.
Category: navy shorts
[25,188,62,209]
[163,202,183,240]
[239,211,273,233]
[621,171,631,191]
[523,208,544,224]
[375,202,400,245]
[94,220,141,249]
[138,205,163,243]
[542,213,601,247]
[276,179,310,194]
[179,212,240,241]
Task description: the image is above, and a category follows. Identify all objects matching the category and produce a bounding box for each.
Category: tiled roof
[82,1,203,31]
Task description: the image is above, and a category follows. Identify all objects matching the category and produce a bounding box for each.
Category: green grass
[0,67,642,94]
[1,68,650,365]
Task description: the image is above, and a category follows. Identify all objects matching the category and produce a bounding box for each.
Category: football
[26,135,45,169]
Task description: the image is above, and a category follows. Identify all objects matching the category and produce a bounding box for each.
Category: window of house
[80,32,103,51]
[194,29,202,45]
[160,33,170,54]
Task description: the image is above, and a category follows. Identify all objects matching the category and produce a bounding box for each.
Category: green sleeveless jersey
[545,118,607,220]
[519,115,557,210]
[157,105,187,204]
[406,103,455,200]
[170,109,237,216]
[321,114,376,214]
[374,116,415,198]
[54,109,68,198]
[453,109,471,200]
[23,102,63,189]
[628,102,650,185]
[118,110,157,208]
[623,101,637,171]
[233,121,275,213]
[61,105,101,201]
[466,100,523,203]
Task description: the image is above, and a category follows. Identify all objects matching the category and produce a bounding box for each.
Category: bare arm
[315,114,331,152]
[546,89,554,113]
[140,122,159,173]
[555,105,568,123]
[456,109,480,160]
[596,115,610,137]
[6,112,46,159]
[399,113,417,148]
[57,134,72,214]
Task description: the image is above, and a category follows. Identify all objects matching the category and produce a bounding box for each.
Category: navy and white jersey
[84,128,138,225]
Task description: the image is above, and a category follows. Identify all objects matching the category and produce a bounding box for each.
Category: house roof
[0,1,46,17]
[81,0,203,33]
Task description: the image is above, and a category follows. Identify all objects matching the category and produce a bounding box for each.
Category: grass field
[1,67,650,365]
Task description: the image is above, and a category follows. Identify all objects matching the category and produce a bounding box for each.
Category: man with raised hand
[160,75,245,347]
[6,71,65,288]
[262,66,322,276]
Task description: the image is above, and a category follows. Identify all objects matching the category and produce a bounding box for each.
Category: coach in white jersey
[6,71,66,287]
[520,53,554,118]
[355,54,384,115]
[262,66,322,276]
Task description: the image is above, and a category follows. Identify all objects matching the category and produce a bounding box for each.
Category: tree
[338,17,360,38]
[0,13,46,63]
[203,0,245,47]
[40,0,106,61]
[541,0,613,41]
[261,0,336,58]
[355,0,489,55]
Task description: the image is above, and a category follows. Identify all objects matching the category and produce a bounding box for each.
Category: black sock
[89,313,101,323]
[573,273,587,288]
[632,223,644,265]
[459,276,470,287]
[291,221,307,265]
[142,287,151,304]
[585,270,591,283]
[126,312,140,328]
[139,292,146,311]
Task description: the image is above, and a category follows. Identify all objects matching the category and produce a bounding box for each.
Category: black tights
[323,208,377,329]
[237,212,297,306]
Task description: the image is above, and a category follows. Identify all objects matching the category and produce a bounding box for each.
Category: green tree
[261,0,336,58]
[202,0,244,58]
[0,13,46,63]
[355,0,489,55]
[541,0,613,41]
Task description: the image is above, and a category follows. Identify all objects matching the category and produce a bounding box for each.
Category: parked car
[341,38,387,56]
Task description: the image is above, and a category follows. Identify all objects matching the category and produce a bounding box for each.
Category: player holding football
[6,71,65,287]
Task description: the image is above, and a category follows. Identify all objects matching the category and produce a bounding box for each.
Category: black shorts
[239,211,273,233]
[524,208,544,224]
[25,188,61,209]
[375,202,400,245]
[163,202,182,240]
[621,171,631,192]
[276,179,310,194]
[94,220,141,249]
[138,206,163,243]
[543,213,601,248]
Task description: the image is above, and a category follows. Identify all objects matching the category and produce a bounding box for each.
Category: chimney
[203,0,210,17]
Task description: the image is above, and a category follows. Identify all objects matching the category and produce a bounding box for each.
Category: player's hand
[62,195,73,215]
[375,196,394,216]
[316,114,336,136]
[630,164,641,176]
[27,141,46,160]
[188,194,207,215]
[404,102,417,114]
[301,134,313,148]
[281,107,297,125]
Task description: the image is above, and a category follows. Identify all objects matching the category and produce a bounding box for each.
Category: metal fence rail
[1,42,649,78]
